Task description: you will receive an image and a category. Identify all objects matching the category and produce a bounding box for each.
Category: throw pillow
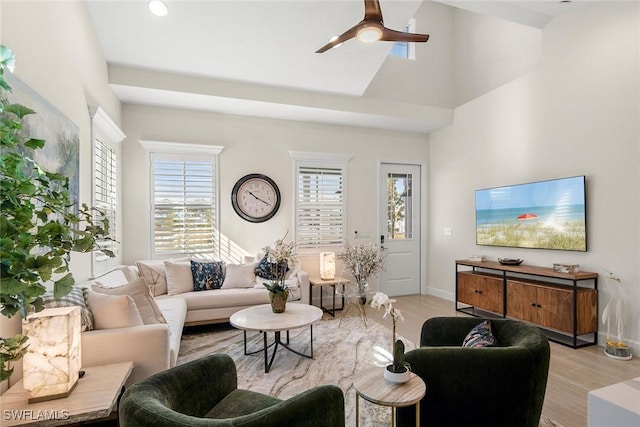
[254,254,289,280]
[462,320,497,348]
[165,260,194,296]
[86,290,144,330]
[136,260,168,296]
[42,287,94,331]
[222,263,257,289]
[191,260,225,291]
[92,277,166,325]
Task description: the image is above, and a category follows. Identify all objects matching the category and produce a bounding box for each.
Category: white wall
[121,105,429,283]
[0,0,121,390]
[428,3,640,352]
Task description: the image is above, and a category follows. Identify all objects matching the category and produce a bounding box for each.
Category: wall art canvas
[475,176,587,251]
[2,73,80,207]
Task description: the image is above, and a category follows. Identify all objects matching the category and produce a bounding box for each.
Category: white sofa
[79,260,309,385]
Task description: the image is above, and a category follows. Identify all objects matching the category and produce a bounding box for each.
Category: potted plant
[261,234,297,313]
[340,244,385,304]
[371,292,411,383]
[0,45,113,382]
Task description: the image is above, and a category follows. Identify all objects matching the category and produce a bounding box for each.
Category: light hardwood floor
[362,294,640,427]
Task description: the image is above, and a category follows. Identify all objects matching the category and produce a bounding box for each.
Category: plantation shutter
[94,138,117,262]
[152,154,216,255]
[296,165,345,248]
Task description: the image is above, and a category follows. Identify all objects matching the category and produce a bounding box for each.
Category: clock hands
[247,190,271,206]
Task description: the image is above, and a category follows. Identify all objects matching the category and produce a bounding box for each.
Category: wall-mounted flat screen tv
[475,176,587,251]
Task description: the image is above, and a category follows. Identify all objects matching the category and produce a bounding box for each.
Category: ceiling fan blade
[363,0,383,22]
[380,27,430,43]
[315,25,358,53]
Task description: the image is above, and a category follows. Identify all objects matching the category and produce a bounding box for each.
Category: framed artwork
[2,73,80,207]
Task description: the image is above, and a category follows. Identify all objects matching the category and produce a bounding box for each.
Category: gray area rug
[178,315,563,427]
[178,315,412,426]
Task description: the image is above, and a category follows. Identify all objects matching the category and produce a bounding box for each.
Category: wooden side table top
[0,361,133,426]
[353,367,426,408]
[309,276,351,287]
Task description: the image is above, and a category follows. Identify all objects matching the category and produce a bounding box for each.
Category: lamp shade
[320,252,336,280]
[22,306,82,403]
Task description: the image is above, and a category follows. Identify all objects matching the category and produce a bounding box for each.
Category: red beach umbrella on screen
[517,213,538,220]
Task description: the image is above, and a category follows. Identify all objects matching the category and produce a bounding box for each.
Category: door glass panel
[387,173,413,240]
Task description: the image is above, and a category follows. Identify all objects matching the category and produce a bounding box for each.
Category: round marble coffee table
[230,303,323,373]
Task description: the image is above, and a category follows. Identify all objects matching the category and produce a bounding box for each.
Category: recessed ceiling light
[148,0,168,17]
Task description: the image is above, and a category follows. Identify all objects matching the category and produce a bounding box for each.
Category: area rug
[178,315,412,425]
[178,316,564,427]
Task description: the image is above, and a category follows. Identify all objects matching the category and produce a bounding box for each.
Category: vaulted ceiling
[87,0,593,132]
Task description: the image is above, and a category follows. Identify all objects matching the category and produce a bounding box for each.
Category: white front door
[379,163,421,296]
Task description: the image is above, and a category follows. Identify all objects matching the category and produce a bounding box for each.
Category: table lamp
[22,306,82,403]
[320,252,336,280]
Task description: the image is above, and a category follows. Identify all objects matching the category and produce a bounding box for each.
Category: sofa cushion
[205,389,282,419]
[191,260,225,291]
[86,290,144,329]
[154,297,187,367]
[165,260,194,296]
[463,320,497,348]
[172,288,270,311]
[221,263,257,289]
[42,287,94,331]
[93,277,166,325]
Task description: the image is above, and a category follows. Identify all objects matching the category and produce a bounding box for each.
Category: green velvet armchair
[397,317,550,427]
[119,353,345,427]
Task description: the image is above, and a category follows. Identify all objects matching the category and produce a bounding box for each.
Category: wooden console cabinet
[455,260,598,348]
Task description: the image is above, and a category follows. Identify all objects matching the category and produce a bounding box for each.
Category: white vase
[383,365,411,384]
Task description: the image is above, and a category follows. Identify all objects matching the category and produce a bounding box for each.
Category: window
[91,107,125,276]
[389,19,416,60]
[290,151,352,249]
[141,141,223,258]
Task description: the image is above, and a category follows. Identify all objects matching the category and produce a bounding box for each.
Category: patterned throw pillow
[191,260,225,291]
[42,287,94,331]
[254,254,289,280]
[462,320,497,348]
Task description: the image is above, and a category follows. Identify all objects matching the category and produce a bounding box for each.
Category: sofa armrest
[296,271,310,304]
[82,323,171,386]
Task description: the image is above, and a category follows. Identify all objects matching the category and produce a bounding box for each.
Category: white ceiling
[87,0,594,133]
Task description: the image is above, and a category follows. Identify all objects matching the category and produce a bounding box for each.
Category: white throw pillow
[92,277,166,324]
[136,257,190,296]
[165,260,194,295]
[86,290,144,330]
[222,263,257,289]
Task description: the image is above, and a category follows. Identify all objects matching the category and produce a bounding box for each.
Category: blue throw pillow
[462,320,497,348]
[254,254,289,280]
[191,260,225,291]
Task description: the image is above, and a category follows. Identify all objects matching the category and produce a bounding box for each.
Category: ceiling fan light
[148,0,169,17]
[356,26,382,43]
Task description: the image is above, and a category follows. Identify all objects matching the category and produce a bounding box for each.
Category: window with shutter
[290,151,352,249]
[151,154,216,256]
[91,107,124,276]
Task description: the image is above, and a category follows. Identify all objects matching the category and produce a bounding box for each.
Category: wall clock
[231,174,281,223]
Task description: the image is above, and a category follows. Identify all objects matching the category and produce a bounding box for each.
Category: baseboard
[424,287,454,301]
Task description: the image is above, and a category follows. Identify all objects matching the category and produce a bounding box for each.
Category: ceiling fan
[315,0,429,53]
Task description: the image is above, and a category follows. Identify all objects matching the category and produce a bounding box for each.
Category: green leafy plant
[0,45,113,382]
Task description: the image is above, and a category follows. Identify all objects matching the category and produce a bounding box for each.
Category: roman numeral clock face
[231,174,281,223]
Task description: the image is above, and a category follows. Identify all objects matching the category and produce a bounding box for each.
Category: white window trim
[90,106,125,277]
[141,141,224,258]
[289,151,352,251]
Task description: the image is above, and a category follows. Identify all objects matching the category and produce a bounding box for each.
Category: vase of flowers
[340,244,385,305]
[371,292,411,384]
[262,234,297,313]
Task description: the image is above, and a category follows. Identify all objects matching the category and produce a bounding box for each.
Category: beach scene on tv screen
[476,177,586,251]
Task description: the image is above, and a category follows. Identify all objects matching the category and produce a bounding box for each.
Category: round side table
[353,367,426,427]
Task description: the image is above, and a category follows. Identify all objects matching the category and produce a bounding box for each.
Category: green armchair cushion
[119,353,346,427]
[397,317,550,427]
